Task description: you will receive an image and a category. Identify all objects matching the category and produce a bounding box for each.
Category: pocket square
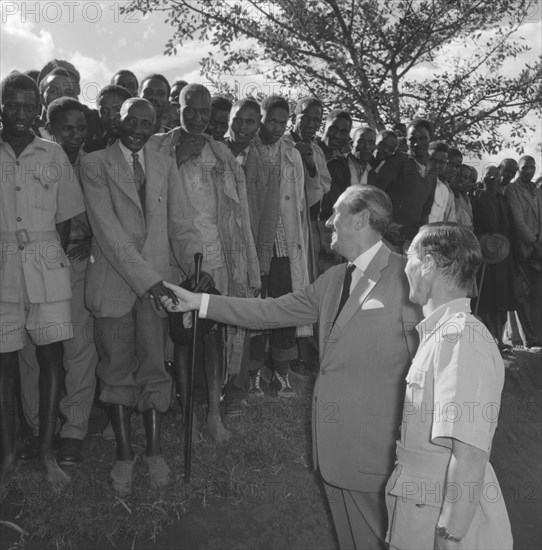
[362,299,384,310]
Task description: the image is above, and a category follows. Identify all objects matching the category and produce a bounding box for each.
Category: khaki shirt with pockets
[0,136,85,303]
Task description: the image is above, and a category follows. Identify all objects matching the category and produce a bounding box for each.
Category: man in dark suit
[376,118,438,247]
[160,186,421,550]
[506,155,542,351]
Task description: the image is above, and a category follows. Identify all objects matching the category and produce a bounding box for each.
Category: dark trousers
[516,263,542,346]
[249,256,297,373]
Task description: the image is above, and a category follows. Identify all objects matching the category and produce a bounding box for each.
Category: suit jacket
[80,141,182,318]
[505,180,542,263]
[205,244,421,492]
[375,152,437,241]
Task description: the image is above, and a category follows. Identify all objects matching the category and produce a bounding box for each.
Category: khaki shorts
[0,299,72,353]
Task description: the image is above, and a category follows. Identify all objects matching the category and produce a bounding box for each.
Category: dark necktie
[132,152,146,214]
[333,264,356,324]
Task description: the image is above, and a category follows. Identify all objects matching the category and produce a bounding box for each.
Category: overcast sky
[1,0,541,171]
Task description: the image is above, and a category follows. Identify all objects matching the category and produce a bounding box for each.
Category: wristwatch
[436,524,463,543]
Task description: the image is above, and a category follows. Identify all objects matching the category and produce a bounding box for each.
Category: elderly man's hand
[160,281,203,312]
[147,281,179,311]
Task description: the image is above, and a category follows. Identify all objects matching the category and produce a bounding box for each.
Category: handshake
[148,270,218,313]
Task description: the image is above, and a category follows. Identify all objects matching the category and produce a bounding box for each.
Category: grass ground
[0,372,336,550]
[1,350,540,550]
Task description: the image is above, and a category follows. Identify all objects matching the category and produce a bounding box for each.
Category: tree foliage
[123,0,542,156]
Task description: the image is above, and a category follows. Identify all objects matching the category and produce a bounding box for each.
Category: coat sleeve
[206,281,321,330]
[506,184,538,245]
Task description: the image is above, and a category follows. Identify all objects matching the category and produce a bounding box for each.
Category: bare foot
[39,455,71,486]
[206,414,232,442]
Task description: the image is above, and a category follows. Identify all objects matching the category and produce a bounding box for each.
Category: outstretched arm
[161,281,202,312]
[161,279,321,331]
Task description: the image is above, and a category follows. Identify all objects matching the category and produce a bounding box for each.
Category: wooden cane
[185,252,203,483]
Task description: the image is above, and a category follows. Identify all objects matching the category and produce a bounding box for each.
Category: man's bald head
[352,125,376,162]
[180,83,211,107]
[120,97,155,120]
[498,158,518,186]
[179,84,212,134]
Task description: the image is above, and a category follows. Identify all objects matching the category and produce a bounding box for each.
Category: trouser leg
[324,481,387,550]
[0,351,18,484]
[60,259,98,439]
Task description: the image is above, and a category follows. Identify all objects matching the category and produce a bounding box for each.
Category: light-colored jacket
[204,245,421,492]
[80,141,182,318]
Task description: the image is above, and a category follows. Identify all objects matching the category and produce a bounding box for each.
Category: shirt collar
[118,140,145,172]
[0,133,46,153]
[235,144,251,166]
[416,297,471,338]
[351,240,383,274]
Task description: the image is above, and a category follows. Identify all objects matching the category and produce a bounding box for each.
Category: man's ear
[421,254,436,276]
[354,209,370,230]
[44,121,53,138]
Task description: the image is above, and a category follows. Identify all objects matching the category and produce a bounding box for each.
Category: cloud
[129,49,202,79]
[143,23,155,41]
[0,18,55,75]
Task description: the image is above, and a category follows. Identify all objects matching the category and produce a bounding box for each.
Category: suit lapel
[333,262,381,327]
[322,245,391,354]
[107,142,143,214]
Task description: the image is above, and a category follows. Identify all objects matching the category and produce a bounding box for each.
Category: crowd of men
[0,58,539,549]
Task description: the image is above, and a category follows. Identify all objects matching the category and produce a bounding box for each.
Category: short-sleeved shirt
[385,298,512,549]
[401,298,504,454]
[0,135,85,303]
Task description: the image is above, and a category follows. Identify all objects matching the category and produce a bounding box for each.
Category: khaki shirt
[0,136,85,303]
[386,298,512,549]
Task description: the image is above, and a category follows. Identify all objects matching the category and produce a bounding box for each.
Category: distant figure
[169,79,188,115]
[472,166,516,350]
[506,155,542,352]
[110,69,139,97]
[205,95,232,141]
[139,73,170,133]
[286,96,331,279]
[84,84,131,152]
[427,140,456,223]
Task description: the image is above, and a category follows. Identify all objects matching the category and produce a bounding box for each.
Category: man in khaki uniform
[0,72,85,486]
[387,224,512,549]
[18,97,99,466]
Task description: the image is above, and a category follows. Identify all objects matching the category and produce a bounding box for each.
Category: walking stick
[185,252,203,483]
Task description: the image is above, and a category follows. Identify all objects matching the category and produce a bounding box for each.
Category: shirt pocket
[0,251,22,303]
[41,248,72,302]
[405,363,427,390]
[30,175,56,212]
